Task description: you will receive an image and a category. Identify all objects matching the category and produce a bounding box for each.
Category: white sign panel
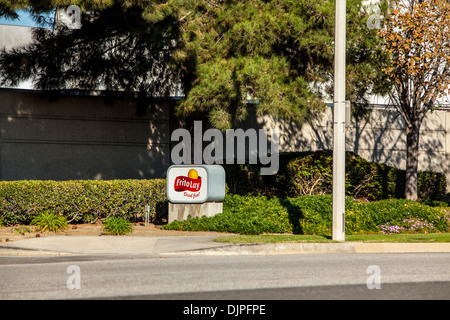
[167,166,208,203]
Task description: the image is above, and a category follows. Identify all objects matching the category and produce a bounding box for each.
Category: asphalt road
[1,253,449,300]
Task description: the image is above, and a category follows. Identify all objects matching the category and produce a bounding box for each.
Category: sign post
[167,165,226,223]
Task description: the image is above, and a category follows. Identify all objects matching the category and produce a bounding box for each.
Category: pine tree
[173,0,391,129]
[0,0,391,130]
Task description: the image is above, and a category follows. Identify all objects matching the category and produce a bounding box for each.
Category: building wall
[258,105,450,190]
[0,89,171,180]
[1,23,448,189]
[0,25,33,51]
[0,25,36,90]
[1,89,449,191]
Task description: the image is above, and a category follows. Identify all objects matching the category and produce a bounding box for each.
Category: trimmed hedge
[224,151,447,201]
[164,194,450,235]
[0,180,167,226]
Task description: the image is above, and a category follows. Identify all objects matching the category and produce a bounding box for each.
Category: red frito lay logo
[174,169,202,192]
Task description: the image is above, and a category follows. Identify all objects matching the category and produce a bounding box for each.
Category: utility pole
[332,0,346,241]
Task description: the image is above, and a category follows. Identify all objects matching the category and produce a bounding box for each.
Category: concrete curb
[350,242,450,254]
[166,242,357,255]
[160,242,450,256]
[0,246,74,256]
[1,236,450,256]
[163,242,450,256]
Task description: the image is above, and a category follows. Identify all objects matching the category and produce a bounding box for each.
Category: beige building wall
[258,106,449,190]
[1,89,449,191]
[0,25,33,51]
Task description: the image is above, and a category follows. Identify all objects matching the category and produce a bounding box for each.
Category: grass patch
[214,233,450,243]
[346,233,450,242]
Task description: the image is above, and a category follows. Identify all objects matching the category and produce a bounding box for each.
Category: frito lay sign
[174,169,202,192]
[167,165,225,203]
[168,166,208,203]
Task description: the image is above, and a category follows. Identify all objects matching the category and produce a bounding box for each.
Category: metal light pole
[332,0,346,241]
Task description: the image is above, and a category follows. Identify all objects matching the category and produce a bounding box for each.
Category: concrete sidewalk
[1,235,450,256]
[0,236,226,256]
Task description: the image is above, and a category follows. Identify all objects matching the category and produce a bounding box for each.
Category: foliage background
[164,194,450,235]
[223,151,447,201]
[1,151,446,234]
[0,0,391,130]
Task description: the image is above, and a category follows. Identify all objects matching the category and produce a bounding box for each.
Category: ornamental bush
[287,196,449,235]
[164,194,292,235]
[102,216,133,235]
[31,212,68,233]
[224,151,447,201]
[164,194,450,235]
[0,179,167,226]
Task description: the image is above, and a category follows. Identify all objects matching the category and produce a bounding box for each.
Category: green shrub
[417,171,447,202]
[224,151,447,201]
[223,164,275,196]
[102,216,133,235]
[284,195,334,235]
[164,194,292,235]
[0,179,167,226]
[286,151,447,201]
[164,194,450,235]
[31,212,68,233]
[286,153,333,197]
[287,196,449,235]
